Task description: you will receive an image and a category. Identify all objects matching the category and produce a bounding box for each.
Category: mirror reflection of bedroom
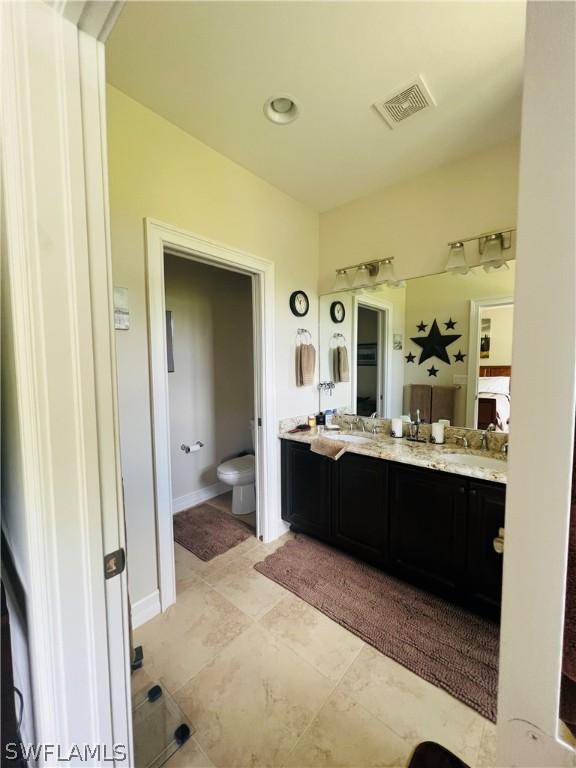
[476,303,514,432]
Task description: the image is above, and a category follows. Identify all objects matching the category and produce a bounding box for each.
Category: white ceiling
[106,1,526,212]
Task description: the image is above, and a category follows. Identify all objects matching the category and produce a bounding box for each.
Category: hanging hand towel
[337,345,350,383]
[295,343,303,386]
[299,343,316,387]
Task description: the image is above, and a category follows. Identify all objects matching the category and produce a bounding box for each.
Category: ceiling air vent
[373,75,436,129]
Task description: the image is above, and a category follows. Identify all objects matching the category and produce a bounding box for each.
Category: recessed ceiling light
[264,95,299,125]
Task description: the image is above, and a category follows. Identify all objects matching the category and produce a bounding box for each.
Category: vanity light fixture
[378,257,396,283]
[445,242,469,275]
[479,233,508,272]
[333,269,350,291]
[445,228,515,275]
[352,264,372,288]
[334,257,401,291]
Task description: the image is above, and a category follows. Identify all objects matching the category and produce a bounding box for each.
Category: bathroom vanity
[280,435,506,618]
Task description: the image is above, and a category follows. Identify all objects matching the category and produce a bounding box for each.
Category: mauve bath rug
[173,504,252,561]
[254,534,499,721]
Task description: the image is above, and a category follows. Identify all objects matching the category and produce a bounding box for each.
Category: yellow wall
[107,86,319,603]
[319,138,520,291]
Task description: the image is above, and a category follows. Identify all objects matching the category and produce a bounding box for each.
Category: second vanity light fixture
[445,228,516,275]
[333,257,405,291]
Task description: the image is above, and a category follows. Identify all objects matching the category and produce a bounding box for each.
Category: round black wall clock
[289,290,309,317]
[330,300,346,323]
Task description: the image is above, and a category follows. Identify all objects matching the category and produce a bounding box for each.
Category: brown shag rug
[254,534,499,721]
[173,503,252,561]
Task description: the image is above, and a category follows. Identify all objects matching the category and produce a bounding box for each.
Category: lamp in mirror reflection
[445,242,469,275]
[333,269,349,291]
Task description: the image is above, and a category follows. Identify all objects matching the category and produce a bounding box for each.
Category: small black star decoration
[453,350,467,363]
[416,321,428,333]
[410,319,462,365]
[405,352,416,363]
[427,365,439,377]
[444,317,457,330]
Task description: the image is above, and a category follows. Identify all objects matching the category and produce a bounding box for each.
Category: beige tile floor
[133,494,496,768]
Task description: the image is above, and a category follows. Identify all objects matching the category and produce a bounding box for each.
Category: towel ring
[296,328,311,344]
[331,332,347,347]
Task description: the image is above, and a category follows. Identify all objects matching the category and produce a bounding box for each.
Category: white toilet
[216,420,256,516]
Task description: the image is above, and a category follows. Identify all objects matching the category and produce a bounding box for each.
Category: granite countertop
[279,428,507,485]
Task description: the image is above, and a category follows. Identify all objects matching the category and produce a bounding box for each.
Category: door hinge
[104,548,126,579]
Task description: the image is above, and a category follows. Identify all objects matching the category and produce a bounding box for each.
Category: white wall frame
[496,2,576,766]
[145,218,279,613]
[1,1,131,763]
[465,295,514,429]
[353,295,393,417]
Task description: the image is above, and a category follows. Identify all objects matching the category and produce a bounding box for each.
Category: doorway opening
[165,251,257,532]
[354,301,391,417]
[144,219,279,615]
[466,297,514,431]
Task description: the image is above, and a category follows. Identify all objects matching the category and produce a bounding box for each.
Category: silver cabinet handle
[493,527,505,554]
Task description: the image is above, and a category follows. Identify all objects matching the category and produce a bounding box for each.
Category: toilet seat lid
[218,454,255,477]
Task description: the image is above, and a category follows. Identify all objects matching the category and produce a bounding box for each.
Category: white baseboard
[131,590,161,629]
[172,482,228,514]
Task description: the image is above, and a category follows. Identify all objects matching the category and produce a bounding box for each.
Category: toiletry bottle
[316,412,326,426]
[325,409,333,427]
[308,414,317,429]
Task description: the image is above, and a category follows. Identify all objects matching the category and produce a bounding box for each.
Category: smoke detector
[373,75,436,129]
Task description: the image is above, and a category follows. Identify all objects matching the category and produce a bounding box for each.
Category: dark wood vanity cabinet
[467,481,506,613]
[332,452,388,565]
[281,439,332,540]
[388,464,468,600]
[281,439,506,616]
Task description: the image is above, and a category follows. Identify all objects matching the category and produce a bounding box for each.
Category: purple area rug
[173,503,252,561]
[254,534,499,721]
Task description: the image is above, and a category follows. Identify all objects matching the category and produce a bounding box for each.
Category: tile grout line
[280,641,367,766]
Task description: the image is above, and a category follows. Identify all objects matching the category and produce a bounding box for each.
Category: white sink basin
[441,453,506,471]
[323,433,371,445]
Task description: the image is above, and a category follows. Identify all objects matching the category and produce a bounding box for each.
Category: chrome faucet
[481,423,496,450]
[501,442,509,455]
[350,416,366,432]
[453,434,469,449]
[369,412,381,435]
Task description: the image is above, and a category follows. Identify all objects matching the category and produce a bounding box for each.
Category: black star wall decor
[427,365,439,377]
[444,317,457,330]
[416,321,428,333]
[405,352,416,363]
[410,319,461,365]
[454,350,467,363]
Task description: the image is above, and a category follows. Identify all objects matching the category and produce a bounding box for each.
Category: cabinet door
[333,453,388,565]
[388,464,468,598]
[281,440,332,540]
[467,481,506,614]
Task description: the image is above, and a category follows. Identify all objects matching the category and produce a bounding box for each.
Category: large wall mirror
[318,263,515,431]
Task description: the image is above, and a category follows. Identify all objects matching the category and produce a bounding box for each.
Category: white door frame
[1,1,132,763]
[145,218,278,612]
[353,296,393,417]
[465,295,514,428]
